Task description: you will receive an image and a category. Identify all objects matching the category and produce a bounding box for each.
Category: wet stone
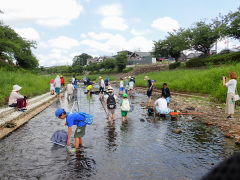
[172,129,182,134]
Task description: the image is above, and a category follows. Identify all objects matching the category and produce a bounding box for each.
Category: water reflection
[105,121,117,151]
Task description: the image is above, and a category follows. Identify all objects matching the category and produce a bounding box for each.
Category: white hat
[107,86,113,93]
[128,76,131,78]
[13,85,22,91]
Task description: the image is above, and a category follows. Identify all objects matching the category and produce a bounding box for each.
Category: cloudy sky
[0,0,239,67]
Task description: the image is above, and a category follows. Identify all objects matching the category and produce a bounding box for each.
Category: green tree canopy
[116,52,128,72]
[226,7,240,40]
[72,53,92,67]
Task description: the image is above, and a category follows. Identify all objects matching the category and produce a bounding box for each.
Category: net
[50,130,68,146]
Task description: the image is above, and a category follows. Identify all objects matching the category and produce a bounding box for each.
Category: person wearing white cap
[8,85,28,112]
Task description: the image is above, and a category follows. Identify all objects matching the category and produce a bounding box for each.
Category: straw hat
[12,85,22,91]
[107,86,113,93]
[144,76,150,80]
[99,76,102,79]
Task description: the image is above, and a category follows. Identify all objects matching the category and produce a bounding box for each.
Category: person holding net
[55,108,87,149]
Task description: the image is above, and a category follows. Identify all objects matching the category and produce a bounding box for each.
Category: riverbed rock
[235,141,240,146]
[140,118,145,122]
[224,134,233,138]
[172,129,182,134]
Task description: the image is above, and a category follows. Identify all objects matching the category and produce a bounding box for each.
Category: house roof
[117,50,133,53]
[130,52,151,58]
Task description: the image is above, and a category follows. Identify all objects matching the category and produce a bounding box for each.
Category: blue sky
[0,0,239,67]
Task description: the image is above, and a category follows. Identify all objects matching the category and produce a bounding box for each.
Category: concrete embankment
[0,92,60,139]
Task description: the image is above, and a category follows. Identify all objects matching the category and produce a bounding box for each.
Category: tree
[116,52,128,72]
[105,58,116,69]
[153,28,190,62]
[187,21,221,56]
[226,7,240,40]
[0,18,39,68]
[72,53,92,67]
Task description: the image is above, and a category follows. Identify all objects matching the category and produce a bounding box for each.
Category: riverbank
[0,70,57,106]
[135,87,240,142]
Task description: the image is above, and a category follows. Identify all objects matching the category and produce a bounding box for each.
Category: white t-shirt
[120,81,123,87]
[72,78,75,83]
[129,81,134,88]
[101,79,105,87]
[66,84,74,94]
[155,98,168,110]
[226,79,237,94]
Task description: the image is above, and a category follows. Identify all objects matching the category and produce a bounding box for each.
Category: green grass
[0,70,56,106]
[135,63,240,102]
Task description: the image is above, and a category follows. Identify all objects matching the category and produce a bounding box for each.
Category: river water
[0,85,238,180]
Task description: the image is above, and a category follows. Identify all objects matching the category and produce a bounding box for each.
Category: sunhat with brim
[99,76,102,79]
[144,76,150,80]
[12,85,22,91]
[55,108,65,117]
[107,86,113,93]
[124,77,127,79]
[123,93,128,98]
[128,76,131,78]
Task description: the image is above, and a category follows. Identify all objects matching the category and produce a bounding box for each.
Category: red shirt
[61,77,65,84]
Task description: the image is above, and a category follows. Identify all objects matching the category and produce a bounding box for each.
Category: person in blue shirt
[144,76,153,102]
[55,108,86,149]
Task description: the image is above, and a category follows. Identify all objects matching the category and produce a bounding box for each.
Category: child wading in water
[50,79,55,95]
[161,83,171,105]
[55,108,87,149]
[119,78,124,94]
[120,94,131,122]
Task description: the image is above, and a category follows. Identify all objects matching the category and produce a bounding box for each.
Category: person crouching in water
[104,86,117,122]
[153,97,171,116]
[9,85,28,112]
[120,93,131,122]
[87,81,95,95]
[162,83,171,105]
[55,108,86,149]
[66,80,74,100]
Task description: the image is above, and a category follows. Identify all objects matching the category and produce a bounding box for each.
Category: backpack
[121,99,130,111]
[105,79,108,86]
[107,94,116,109]
[78,112,93,125]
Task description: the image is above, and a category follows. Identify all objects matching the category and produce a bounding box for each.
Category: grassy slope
[135,63,240,102]
[0,70,56,106]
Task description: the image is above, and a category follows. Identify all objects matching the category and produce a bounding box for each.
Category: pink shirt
[8,91,24,105]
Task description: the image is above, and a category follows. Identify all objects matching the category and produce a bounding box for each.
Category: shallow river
[0,85,238,180]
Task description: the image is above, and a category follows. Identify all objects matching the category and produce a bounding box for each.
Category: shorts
[55,87,60,94]
[74,126,86,138]
[61,83,65,87]
[121,110,128,117]
[147,89,152,97]
[129,86,133,90]
[107,108,115,116]
[99,86,104,92]
[165,97,170,103]
[119,87,123,91]
[155,107,171,114]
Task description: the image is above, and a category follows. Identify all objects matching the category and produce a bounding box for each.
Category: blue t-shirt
[148,79,152,88]
[66,112,86,127]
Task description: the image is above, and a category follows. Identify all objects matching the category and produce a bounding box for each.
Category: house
[127,51,155,65]
[117,50,133,57]
[236,46,240,50]
[178,54,187,62]
[186,53,202,60]
[129,52,151,60]
[87,58,98,65]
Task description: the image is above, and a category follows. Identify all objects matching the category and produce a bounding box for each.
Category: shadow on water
[0,84,240,179]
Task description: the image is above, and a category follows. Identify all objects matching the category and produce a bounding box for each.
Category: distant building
[236,46,240,50]
[86,58,98,65]
[117,50,133,57]
[178,54,187,62]
[186,53,202,60]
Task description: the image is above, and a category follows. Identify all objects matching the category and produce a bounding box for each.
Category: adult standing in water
[99,76,105,100]
[54,75,61,97]
[223,71,238,119]
[144,76,153,102]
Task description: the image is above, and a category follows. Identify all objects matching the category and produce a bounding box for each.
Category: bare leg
[112,113,115,121]
[75,138,79,149]
[125,115,128,121]
[108,116,111,122]
[122,116,124,122]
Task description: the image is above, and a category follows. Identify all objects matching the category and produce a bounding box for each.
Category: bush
[122,67,134,73]
[186,51,240,68]
[169,62,181,69]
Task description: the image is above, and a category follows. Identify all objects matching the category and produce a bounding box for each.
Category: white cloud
[37,53,72,66]
[81,34,153,53]
[130,29,152,36]
[98,3,122,16]
[50,49,68,54]
[101,16,128,30]
[14,27,40,40]
[80,33,87,38]
[70,52,81,58]
[151,17,180,33]
[88,32,113,40]
[0,0,84,27]
[39,36,79,50]
[130,18,141,23]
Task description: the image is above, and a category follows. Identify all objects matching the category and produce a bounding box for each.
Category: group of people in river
[7,71,238,149]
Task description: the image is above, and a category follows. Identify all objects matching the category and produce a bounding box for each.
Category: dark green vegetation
[186,51,240,68]
[152,7,240,61]
[135,63,240,102]
[0,11,38,69]
[169,62,181,69]
[0,70,55,106]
